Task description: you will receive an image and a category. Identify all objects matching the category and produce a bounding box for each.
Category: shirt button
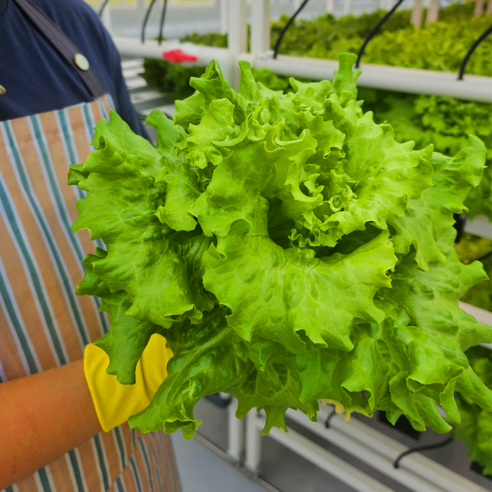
[0,85,6,95]
[74,53,90,71]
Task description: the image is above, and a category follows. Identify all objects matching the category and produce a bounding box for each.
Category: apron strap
[12,0,106,98]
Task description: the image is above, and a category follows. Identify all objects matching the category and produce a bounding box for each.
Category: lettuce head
[70,53,492,439]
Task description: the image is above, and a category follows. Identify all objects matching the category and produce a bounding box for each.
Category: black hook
[393,431,454,469]
[273,0,311,59]
[141,0,158,44]
[98,0,110,18]
[355,0,405,68]
[324,408,337,428]
[158,0,168,46]
[458,24,492,80]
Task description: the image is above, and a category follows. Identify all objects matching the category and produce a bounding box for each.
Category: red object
[163,49,197,63]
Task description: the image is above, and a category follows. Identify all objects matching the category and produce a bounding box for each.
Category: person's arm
[0,360,101,489]
[0,334,172,490]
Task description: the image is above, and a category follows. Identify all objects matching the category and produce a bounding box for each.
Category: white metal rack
[113,0,492,103]
[114,36,492,103]
[240,405,490,492]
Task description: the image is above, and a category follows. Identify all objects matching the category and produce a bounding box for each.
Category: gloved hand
[84,334,172,432]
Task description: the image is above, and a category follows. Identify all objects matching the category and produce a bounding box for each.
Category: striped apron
[0,95,181,492]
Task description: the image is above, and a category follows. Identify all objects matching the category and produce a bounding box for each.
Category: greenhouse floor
[171,431,271,492]
[171,398,492,492]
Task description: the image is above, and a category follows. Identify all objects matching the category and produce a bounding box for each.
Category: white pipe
[227,397,244,462]
[245,54,492,103]
[101,3,112,34]
[343,0,352,16]
[113,37,492,103]
[465,216,492,240]
[317,407,489,492]
[287,408,489,492]
[460,302,492,328]
[220,0,229,35]
[426,0,439,24]
[228,0,248,87]
[251,0,271,56]
[474,0,484,16]
[244,411,262,474]
[411,0,423,29]
[256,414,395,492]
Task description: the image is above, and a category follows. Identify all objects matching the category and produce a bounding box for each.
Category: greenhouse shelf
[239,404,489,492]
[113,0,492,105]
[114,36,492,103]
[245,53,492,103]
[246,410,394,492]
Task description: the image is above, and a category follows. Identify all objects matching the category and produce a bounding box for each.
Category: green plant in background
[141,60,291,99]
[141,59,206,99]
[269,3,490,76]
[270,9,412,59]
[72,55,492,447]
[363,17,491,76]
[358,88,492,221]
[455,233,492,313]
[181,31,227,48]
[454,345,492,475]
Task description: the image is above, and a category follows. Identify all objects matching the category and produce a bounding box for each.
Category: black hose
[458,25,492,80]
[158,0,168,46]
[394,431,454,468]
[324,408,337,428]
[141,0,158,44]
[355,0,405,68]
[273,0,310,59]
[99,0,110,17]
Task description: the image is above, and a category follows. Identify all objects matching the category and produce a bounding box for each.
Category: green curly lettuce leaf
[390,137,485,271]
[454,347,492,475]
[72,113,215,327]
[363,90,492,221]
[78,248,165,385]
[70,54,492,440]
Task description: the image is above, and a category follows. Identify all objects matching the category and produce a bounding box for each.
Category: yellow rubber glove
[84,334,173,432]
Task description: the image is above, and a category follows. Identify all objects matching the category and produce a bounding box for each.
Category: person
[0,0,182,490]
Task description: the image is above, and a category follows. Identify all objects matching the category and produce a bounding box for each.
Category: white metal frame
[240,405,490,492]
[113,0,492,102]
[227,396,245,462]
